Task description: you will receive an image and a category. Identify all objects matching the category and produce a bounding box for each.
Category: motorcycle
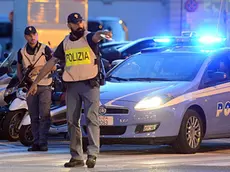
[0,52,19,139]
[0,78,18,140]
[1,71,33,141]
[0,74,19,140]
[0,59,35,141]
[0,51,17,106]
[2,65,67,144]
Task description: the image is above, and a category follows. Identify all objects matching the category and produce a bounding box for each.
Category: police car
[81,35,230,154]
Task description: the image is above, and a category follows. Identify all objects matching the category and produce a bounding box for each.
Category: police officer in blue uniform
[27,13,112,168]
[17,26,53,151]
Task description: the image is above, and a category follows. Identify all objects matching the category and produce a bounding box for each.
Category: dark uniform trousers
[66,81,100,160]
[26,86,52,146]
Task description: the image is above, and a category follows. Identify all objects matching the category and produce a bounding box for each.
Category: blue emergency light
[151,32,227,54]
[153,35,226,47]
[198,36,226,44]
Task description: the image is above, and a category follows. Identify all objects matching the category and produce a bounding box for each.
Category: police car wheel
[2,110,25,142]
[173,109,204,154]
[19,124,34,147]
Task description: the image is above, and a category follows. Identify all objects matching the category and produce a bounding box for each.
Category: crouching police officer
[27,13,112,168]
[17,26,53,151]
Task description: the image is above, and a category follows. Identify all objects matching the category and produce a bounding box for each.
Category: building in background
[89,0,229,41]
[0,0,229,50]
[88,0,170,40]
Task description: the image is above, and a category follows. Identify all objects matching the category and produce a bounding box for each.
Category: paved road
[1,138,230,171]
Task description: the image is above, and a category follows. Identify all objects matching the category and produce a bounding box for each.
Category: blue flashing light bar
[198,36,226,44]
[153,35,226,46]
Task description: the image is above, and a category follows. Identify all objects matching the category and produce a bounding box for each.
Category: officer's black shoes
[63,156,97,168]
[64,158,84,168]
[28,144,40,151]
[27,144,48,152]
[39,145,48,151]
[86,155,97,168]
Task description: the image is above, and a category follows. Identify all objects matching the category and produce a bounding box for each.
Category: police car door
[199,53,230,135]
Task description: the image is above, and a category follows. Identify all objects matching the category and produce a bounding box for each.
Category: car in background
[101,37,156,63]
[101,34,226,63]
[99,41,131,50]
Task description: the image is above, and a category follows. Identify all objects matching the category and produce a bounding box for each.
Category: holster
[99,71,105,86]
[88,78,100,88]
[94,57,106,86]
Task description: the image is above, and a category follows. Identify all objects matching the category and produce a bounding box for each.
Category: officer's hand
[27,83,38,96]
[102,30,112,39]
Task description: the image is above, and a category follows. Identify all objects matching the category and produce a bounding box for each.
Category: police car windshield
[107,52,207,82]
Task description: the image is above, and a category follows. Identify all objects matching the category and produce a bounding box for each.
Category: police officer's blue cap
[67,13,84,24]
[24,26,37,35]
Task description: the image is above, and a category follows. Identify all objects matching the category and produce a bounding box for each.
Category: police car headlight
[4,87,17,97]
[134,95,173,111]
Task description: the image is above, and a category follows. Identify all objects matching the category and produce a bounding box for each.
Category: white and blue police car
[81,35,230,154]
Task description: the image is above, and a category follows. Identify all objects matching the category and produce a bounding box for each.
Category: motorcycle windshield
[0,51,17,77]
[0,51,17,68]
